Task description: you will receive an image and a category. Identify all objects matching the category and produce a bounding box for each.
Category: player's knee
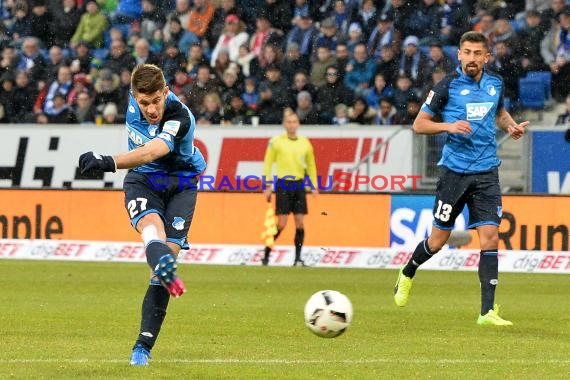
[480,234,499,250]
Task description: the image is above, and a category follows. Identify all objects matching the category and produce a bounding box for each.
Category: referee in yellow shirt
[262,108,319,266]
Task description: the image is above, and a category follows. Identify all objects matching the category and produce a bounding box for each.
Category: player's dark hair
[131,64,166,95]
[459,31,489,51]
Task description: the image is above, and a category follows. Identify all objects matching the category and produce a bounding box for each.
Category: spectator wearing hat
[346,22,364,53]
[70,1,108,49]
[207,0,241,47]
[93,68,121,111]
[67,72,92,104]
[398,35,429,87]
[295,90,319,125]
[310,43,337,87]
[101,102,125,124]
[220,66,242,103]
[344,42,376,97]
[164,16,200,56]
[367,13,395,60]
[316,65,354,124]
[541,6,570,101]
[281,42,311,83]
[354,0,379,40]
[210,14,249,66]
[313,17,339,57]
[286,14,319,58]
[187,0,216,38]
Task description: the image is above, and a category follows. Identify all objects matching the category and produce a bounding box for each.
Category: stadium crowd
[0,0,569,126]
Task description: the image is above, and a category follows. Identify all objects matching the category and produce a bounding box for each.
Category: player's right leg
[395,168,467,307]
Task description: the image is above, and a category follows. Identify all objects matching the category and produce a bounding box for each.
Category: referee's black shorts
[275,179,308,215]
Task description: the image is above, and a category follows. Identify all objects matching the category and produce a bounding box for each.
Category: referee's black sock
[146,241,173,269]
[264,229,282,259]
[294,228,304,262]
[134,283,170,352]
[479,249,498,315]
[402,239,434,278]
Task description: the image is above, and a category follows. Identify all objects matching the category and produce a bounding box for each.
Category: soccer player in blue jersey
[78,64,206,364]
[393,32,529,326]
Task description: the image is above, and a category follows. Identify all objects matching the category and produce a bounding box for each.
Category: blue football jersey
[421,66,505,174]
[125,91,206,176]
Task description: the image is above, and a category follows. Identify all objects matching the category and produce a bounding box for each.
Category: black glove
[79,152,116,174]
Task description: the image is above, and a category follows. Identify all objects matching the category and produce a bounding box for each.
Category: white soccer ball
[304,290,353,338]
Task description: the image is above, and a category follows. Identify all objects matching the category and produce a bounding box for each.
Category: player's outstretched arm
[79,139,170,175]
[496,107,529,140]
[412,111,472,135]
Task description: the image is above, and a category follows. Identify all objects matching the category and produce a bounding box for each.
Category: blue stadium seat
[92,48,109,60]
[443,45,459,65]
[518,77,546,119]
[525,71,552,101]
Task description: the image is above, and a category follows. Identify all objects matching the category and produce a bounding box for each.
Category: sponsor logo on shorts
[172,217,185,231]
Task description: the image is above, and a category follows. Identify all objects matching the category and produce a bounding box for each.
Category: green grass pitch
[1,260,569,379]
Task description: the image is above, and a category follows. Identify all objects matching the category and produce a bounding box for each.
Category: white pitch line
[1,358,569,365]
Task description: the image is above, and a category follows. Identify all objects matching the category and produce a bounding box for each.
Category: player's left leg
[293,213,306,266]
[468,169,512,326]
[292,186,308,266]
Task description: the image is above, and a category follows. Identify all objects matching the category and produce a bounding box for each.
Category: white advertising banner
[0,125,413,192]
[1,239,569,274]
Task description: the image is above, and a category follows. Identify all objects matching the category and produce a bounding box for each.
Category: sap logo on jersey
[466,102,493,121]
[126,127,144,146]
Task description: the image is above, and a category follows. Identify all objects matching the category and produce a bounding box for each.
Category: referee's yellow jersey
[262,134,318,186]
